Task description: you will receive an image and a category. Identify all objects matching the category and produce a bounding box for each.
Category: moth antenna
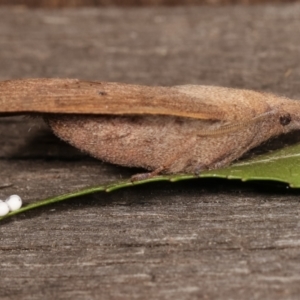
[197,110,277,137]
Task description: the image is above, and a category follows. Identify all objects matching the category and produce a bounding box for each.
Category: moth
[0,78,299,179]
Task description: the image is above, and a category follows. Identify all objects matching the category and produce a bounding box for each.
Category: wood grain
[1,5,300,300]
[0,0,297,7]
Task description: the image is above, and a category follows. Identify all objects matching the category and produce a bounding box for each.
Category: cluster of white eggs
[0,195,22,216]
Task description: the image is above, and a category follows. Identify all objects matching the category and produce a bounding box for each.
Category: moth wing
[0,79,258,122]
[173,85,267,122]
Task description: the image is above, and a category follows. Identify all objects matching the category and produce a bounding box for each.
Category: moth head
[279,113,292,127]
[273,98,300,132]
[279,108,300,133]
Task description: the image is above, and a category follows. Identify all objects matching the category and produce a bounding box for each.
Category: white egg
[5,195,22,211]
[0,200,10,216]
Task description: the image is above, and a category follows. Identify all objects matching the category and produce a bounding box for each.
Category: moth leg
[193,164,209,176]
[131,166,165,182]
[188,125,263,174]
[131,136,197,181]
[131,153,187,181]
[188,151,236,175]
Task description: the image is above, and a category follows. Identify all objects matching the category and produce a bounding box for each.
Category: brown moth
[1,78,300,179]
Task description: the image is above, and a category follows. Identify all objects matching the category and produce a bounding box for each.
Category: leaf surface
[201,142,300,187]
[2,142,300,221]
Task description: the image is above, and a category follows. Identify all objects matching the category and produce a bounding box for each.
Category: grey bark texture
[1,4,300,300]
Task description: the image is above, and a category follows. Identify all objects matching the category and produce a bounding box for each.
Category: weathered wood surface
[0,0,297,7]
[1,4,300,299]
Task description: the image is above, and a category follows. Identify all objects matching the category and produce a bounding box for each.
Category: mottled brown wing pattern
[0,79,226,121]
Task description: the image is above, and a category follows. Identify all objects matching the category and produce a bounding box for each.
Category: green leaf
[2,142,300,221]
[200,142,300,188]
